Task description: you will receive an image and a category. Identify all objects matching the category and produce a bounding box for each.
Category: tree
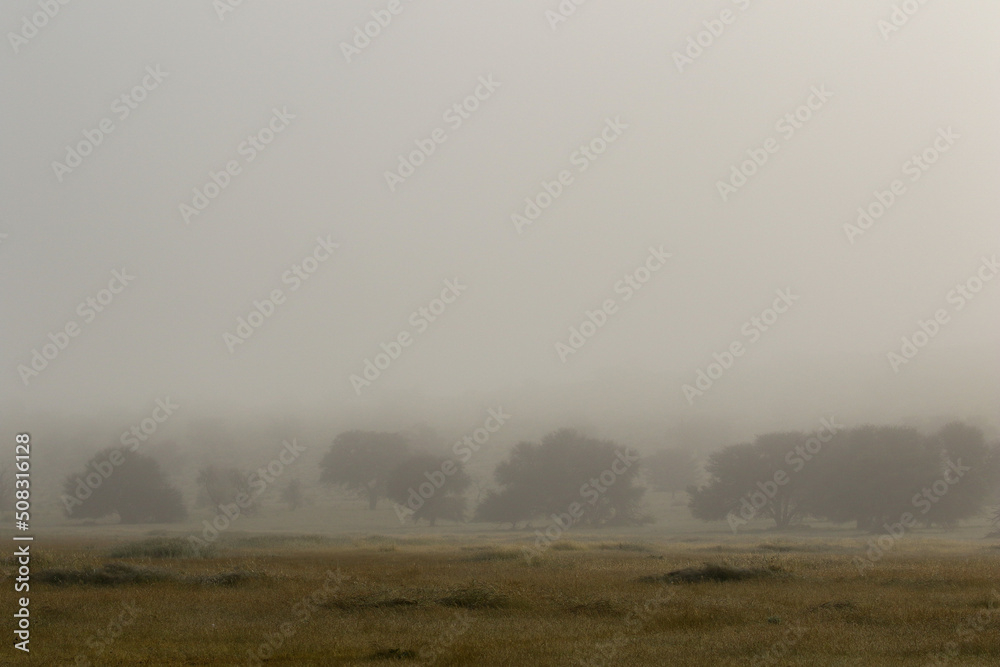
[196,465,258,515]
[281,478,305,511]
[474,429,647,527]
[921,422,1000,527]
[62,448,186,523]
[475,488,537,529]
[808,425,948,531]
[319,431,409,510]
[387,454,471,525]
[644,448,698,499]
[688,432,810,530]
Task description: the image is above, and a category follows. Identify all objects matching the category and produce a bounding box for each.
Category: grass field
[5,524,999,666]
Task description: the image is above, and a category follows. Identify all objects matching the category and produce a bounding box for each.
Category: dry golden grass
[5,534,999,666]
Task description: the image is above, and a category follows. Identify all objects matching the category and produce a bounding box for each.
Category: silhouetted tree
[319,431,409,510]
[475,488,536,529]
[196,465,258,515]
[281,478,305,511]
[688,432,810,530]
[921,422,1000,527]
[387,454,471,526]
[644,447,698,499]
[807,425,976,531]
[62,448,185,523]
[475,429,647,527]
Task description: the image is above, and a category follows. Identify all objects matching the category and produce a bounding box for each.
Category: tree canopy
[62,447,186,523]
[475,429,647,527]
[318,430,409,510]
[689,422,1000,532]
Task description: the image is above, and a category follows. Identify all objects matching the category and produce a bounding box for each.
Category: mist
[2,3,999,663]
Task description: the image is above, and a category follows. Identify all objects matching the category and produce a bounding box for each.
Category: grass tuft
[107,537,209,559]
[36,562,177,586]
[461,547,522,562]
[438,583,510,609]
[638,562,782,584]
[596,542,653,552]
[368,647,418,660]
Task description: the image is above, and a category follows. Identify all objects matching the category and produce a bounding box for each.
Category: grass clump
[36,562,177,586]
[461,547,522,562]
[596,542,653,552]
[192,569,264,587]
[368,647,418,660]
[638,562,781,584]
[107,537,209,559]
[438,583,510,609]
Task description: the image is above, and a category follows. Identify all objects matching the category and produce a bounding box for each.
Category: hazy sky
[3,1,998,434]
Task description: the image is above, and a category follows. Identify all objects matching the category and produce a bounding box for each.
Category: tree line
[52,421,1000,535]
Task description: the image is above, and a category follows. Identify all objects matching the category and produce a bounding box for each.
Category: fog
[3,1,999,447]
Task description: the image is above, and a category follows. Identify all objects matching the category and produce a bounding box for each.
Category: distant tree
[474,429,647,527]
[62,448,186,523]
[644,448,698,499]
[688,432,810,530]
[990,505,1000,538]
[387,454,471,526]
[806,425,981,531]
[281,478,305,511]
[196,465,258,515]
[921,422,1000,527]
[475,488,537,529]
[319,431,409,510]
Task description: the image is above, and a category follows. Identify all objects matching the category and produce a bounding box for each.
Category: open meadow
[6,500,998,666]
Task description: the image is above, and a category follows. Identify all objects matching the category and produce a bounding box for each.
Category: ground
[3,499,998,665]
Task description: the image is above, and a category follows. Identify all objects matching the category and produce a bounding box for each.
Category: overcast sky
[2,1,998,437]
